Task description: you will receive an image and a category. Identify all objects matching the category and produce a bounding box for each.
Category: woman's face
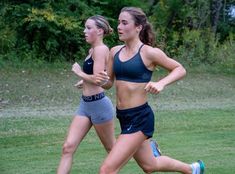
[84,19,101,44]
[117,11,139,42]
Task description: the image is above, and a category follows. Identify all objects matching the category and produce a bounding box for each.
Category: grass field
[0,66,235,174]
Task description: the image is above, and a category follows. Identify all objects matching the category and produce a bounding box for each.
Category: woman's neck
[91,39,104,48]
[124,38,142,52]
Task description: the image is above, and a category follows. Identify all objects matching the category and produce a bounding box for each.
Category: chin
[118,36,125,41]
[86,39,92,44]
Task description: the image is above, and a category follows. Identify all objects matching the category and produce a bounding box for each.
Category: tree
[211,0,223,33]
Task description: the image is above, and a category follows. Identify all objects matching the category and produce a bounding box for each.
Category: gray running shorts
[75,93,114,124]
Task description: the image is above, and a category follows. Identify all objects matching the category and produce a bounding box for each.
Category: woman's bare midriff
[116,80,148,109]
[82,82,104,96]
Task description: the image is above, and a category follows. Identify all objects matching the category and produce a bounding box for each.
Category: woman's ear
[98,28,104,36]
[136,25,143,33]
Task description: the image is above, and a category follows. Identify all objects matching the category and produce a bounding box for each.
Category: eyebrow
[118,19,128,22]
[85,24,92,28]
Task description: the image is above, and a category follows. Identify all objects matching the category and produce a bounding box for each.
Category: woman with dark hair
[96,7,205,174]
[57,15,115,174]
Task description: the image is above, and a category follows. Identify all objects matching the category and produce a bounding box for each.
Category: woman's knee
[141,164,155,174]
[99,164,108,174]
[99,162,116,174]
[62,141,77,155]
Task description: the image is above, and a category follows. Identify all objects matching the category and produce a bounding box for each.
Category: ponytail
[140,22,155,46]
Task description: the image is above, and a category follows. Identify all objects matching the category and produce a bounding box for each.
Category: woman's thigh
[93,119,115,152]
[133,139,157,171]
[65,116,92,146]
[101,131,147,171]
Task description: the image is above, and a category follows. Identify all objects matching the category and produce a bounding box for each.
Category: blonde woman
[57,15,115,174]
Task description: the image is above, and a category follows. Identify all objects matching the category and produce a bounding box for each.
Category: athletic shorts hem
[120,130,153,139]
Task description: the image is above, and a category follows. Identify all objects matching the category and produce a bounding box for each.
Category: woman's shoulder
[91,45,110,61]
[110,45,124,56]
[92,45,109,58]
[93,44,109,52]
[142,45,167,59]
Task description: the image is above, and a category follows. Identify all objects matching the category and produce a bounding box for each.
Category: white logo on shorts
[127,125,132,131]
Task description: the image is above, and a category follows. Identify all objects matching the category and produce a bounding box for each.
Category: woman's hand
[95,71,110,86]
[74,80,83,89]
[72,62,82,76]
[144,81,165,94]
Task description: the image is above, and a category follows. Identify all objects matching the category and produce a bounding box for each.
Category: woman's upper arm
[92,46,109,74]
[148,48,182,71]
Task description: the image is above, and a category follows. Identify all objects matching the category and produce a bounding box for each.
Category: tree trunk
[211,0,223,33]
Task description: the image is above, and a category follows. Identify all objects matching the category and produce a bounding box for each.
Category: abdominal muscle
[116,81,148,109]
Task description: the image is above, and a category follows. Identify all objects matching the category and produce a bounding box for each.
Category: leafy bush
[0,0,234,72]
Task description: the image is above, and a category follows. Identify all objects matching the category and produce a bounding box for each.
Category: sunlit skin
[72,19,109,96]
[96,11,194,174]
[97,11,186,109]
[57,17,115,174]
[84,19,102,44]
[117,12,142,43]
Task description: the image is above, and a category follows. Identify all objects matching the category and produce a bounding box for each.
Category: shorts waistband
[82,92,105,102]
[116,102,149,113]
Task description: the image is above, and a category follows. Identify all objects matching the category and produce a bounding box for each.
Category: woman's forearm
[159,65,186,87]
[77,71,98,85]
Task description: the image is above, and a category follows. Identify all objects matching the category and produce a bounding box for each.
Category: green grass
[0,65,235,173]
[1,109,234,174]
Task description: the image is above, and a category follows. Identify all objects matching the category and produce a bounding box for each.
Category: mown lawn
[1,109,235,174]
[0,66,235,173]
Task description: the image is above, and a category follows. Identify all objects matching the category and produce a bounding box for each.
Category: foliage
[1,1,93,62]
[0,0,234,69]
[150,0,235,67]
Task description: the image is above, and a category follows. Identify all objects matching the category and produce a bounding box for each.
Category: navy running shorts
[116,102,154,138]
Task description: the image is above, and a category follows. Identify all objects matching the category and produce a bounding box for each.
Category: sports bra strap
[116,44,144,56]
[117,45,125,53]
[138,44,144,53]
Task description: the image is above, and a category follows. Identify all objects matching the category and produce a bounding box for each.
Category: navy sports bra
[83,56,93,75]
[113,44,152,83]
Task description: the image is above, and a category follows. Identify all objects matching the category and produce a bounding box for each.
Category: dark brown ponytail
[140,21,155,46]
